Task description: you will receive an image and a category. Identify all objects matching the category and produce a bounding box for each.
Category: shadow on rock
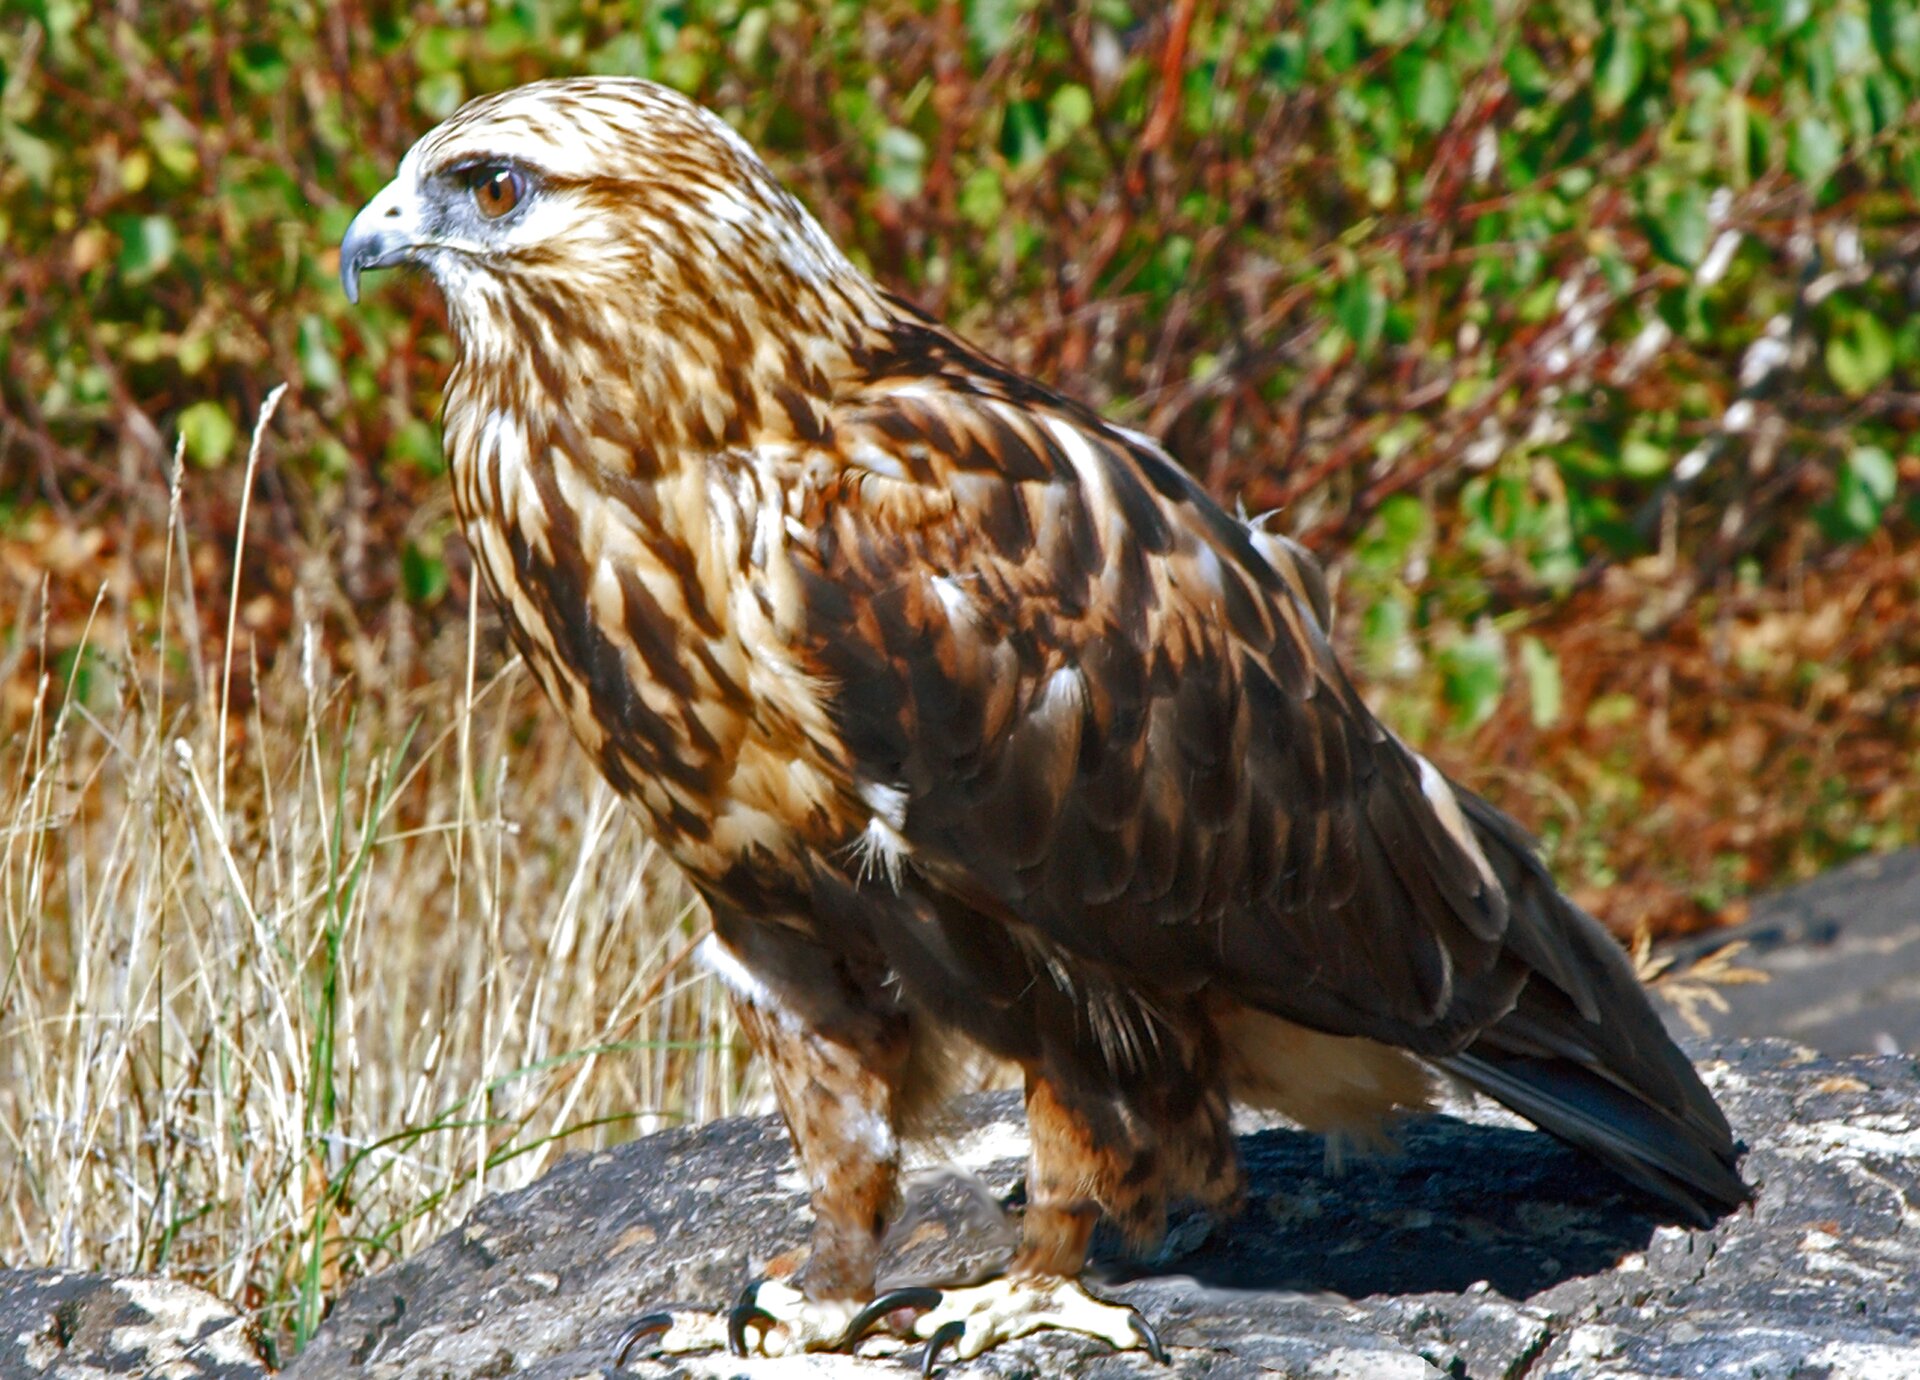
[1100,1115,1666,1300]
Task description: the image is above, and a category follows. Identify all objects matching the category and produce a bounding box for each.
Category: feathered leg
[620,920,910,1360]
[1019,1073,1158,1269]
[735,988,908,1299]
[851,1071,1172,1369]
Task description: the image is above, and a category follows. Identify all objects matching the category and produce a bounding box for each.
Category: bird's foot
[614,1277,891,1363]
[845,1276,1168,1374]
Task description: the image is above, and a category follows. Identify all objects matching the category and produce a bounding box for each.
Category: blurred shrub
[2,0,1917,921]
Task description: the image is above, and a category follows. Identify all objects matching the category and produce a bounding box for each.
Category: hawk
[342,77,1746,1366]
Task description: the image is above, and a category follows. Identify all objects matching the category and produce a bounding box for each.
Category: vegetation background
[3,0,1915,1357]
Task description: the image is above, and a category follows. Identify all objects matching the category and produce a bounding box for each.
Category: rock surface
[0,1269,267,1378]
[14,1039,1878,1380]
[1657,847,1920,1057]
[12,845,1920,1380]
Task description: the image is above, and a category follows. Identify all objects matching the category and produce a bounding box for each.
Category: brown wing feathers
[801,318,1743,1221]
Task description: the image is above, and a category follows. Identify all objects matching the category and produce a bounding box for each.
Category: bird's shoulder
[784,312,1332,654]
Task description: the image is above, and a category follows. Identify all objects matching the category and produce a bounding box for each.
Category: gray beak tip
[339,181,417,307]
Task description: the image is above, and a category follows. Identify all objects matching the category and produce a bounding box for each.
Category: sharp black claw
[1127,1310,1170,1365]
[838,1285,945,1346]
[725,1304,775,1357]
[921,1319,966,1378]
[726,1278,775,1357]
[612,1312,674,1368]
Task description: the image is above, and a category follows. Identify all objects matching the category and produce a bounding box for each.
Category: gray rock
[1656,847,1920,1057]
[278,1039,1915,1380]
[0,1269,266,1378]
[7,1040,1916,1379]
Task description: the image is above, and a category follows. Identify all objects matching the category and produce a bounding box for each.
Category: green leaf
[656,47,707,94]
[1000,99,1047,167]
[732,7,773,66]
[873,126,926,199]
[402,541,449,604]
[589,32,651,77]
[1770,0,1815,36]
[1440,627,1507,732]
[967,0,1029,58]
[390,419,445,476]
[177,401,237,468]
[1355,493,1430,574]
[413,26,463,73]
[1724,92,1753,186]
[1789,114,1844,188]
[415,71,466,121]
[115,215,178,284]
[1826,312,1894,397]
[1850,445,1899,504]
[298,315,341,393]
[1517,279,1561,324]
[1833,12,1874,72]
[1261,33,1307,90]
[1646,186,1709,267]
[1819,445,1899,539]
[1359,592,1417,679]
[1336,271,1388,357]
[234,41,290,94]
[1872,0,1920,77]
[1586,692,1639,729]
[958,167,1005,229]
[1506,43,1550,96]
[1413,57,1451,131]
[1362,0,1422,44]
[1152,235,1194,294]
[1364,157,1397,209]
[1047,84,1093,145]
[1620,438,1671,478]
[1594,26,1645,116]
[1308,1,1358,67]
[1519,636,1563,728]
[1,122,56,186]
[143,113,200,179]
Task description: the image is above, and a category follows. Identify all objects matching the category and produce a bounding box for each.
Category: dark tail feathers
[1441,790,1750,1226]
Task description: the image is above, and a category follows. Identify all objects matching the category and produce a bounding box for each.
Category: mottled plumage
[343,77,1746,1361]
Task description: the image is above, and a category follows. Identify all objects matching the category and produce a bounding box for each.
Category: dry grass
[0,403,765,1352]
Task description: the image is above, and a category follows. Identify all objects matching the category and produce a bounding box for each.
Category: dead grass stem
[0,397,763,1350]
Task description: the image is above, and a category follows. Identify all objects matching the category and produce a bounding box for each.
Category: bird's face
[338,135,553,308]
[342,77,888,450]
[340,78,857,333]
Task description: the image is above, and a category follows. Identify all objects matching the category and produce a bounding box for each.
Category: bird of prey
[342,76,1746,1367]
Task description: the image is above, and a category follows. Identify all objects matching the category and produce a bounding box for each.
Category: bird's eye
[467,165,526,220]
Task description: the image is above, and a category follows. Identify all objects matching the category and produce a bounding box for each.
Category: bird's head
[341,77,885,433]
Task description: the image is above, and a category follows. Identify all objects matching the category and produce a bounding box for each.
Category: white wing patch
[930,575,973,624]
[1411,749,1501,897]
[701,935,802,1032]
[851,779,912,889]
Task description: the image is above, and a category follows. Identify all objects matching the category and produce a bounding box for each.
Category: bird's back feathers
[794,316,1745,1220]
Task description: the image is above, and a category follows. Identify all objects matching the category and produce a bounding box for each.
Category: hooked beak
[340,177,425,304]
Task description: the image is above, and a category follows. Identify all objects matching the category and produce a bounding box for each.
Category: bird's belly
[1214,1001,1436,1140]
